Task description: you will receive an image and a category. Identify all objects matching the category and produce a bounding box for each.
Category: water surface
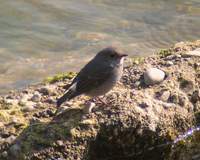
[0,0,199,94]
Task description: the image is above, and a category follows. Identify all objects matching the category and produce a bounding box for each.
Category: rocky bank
[0,40,200,160]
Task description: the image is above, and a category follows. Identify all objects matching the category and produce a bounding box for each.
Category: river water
[0,0,199,94]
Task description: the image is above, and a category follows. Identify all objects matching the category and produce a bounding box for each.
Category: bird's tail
[56,90,76,107]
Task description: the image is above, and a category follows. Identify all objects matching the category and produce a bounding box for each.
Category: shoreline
[0,40,200,160]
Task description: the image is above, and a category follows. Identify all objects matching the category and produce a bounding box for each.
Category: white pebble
[144,68,165,85]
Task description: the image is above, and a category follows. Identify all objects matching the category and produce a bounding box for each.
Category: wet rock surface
[0,40,200,160]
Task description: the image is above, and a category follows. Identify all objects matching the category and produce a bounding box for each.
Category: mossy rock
[131,56,145,65]
[45,72,77,84]
[157,49,173,57]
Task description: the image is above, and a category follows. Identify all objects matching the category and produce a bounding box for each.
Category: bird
[56,47,127,107]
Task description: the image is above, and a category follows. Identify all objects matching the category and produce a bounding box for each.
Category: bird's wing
[74,61,114,95]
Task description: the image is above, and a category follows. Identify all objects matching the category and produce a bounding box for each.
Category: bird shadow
[6,107,84,160]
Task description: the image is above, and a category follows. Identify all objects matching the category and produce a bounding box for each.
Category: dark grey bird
[57,47,127,107]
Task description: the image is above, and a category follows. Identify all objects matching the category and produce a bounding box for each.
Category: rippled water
[0,0,199,94]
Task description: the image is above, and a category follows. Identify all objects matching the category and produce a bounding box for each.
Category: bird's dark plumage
[56,47,127,107]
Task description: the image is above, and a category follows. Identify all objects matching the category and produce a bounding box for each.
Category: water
[0,0,199,94]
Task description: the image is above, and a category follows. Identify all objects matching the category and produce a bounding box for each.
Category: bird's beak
[119,54,128,58]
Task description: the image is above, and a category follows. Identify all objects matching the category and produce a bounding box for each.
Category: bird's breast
[86,65,123,97]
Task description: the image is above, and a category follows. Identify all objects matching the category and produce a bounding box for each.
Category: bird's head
[95,47,128,66]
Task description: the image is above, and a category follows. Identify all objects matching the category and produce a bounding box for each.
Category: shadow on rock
[6,108,83,160]
[86,124,171,160]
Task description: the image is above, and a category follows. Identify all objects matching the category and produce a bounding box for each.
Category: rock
[81,118,97,125]
[56,140,64,146]
[166,61,174,66]
[0,41,199,160]
[83,102,96,114]
[30,117,41,123]
[45,97,56,104]
[22,102,36,112]
[0,137,5,143]
[18,94,32,106]
[191,90,200,103]
[9,144,21,158]
[1,151,8,158]
[1,130,10,138]
[185,48,200,57]
[4,98,18,105]
[0,122,4,128]
[18,100,27,106]
[175,54,182,58]
[144,68,165,85]
[139,102,149,108]
[5,135,16,144]
[159,90,171,102]
[38,85,56,96]
[194,62,200,69]
[30,92,41,102]
[46,109,55,117]
[179,78,194,93]
[5,95,15,99]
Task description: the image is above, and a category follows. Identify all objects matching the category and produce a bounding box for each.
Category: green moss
[45,72,77,84]
[0,110,10,122]
[157,49,172,57]
[131,57,145,65]
[19,121,71,156]
[0,105,27,125]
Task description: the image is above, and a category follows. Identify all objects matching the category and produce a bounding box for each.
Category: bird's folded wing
[75,66,113,94]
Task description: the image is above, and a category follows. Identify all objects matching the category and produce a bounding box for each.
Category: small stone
[0,137,5,143]
[194,63,200,69]
[134,81,140,87]
[144,68,165,85]
[30,92,41,102]
[139,102,149,108]
[4,98,18,105]
[5,135,16,144]
[46,109,55,117]
[166,61,174,66]
[9,144,21,157]
[38,85,56,96]
[30,117,41,123]
[18,100,26,106]
[22,102,36,112]
[18,95,31,106]
[1,130,10,138]
[159,90,171,102]
[1,151,8,158]
[22,89,29,94]
[45,97,56,104]
[83,102,96,114]
[56,140,64,146]
[0,121,4,128]
[176,54,182,58]
[5,95,15,99]
[169,94,179,104]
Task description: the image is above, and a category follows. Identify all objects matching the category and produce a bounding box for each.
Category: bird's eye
[110,54,115,58]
